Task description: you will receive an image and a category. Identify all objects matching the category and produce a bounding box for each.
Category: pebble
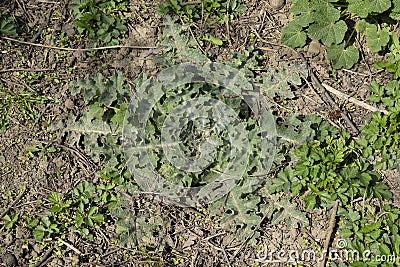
[2,253,18,267]
[269,0,285,10]
[65,98,75,110]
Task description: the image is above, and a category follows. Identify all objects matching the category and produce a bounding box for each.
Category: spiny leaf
[327,43,359,69]
[261,62,308,99]
[281,21,307,48]
[270,198,309,229]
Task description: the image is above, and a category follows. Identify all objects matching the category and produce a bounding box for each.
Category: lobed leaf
[327,43,359,69]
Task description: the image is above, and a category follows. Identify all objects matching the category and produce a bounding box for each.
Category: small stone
[65,98,75,110]
[308,40,322,55]
[2,253,18,267]
[269,0,285,10]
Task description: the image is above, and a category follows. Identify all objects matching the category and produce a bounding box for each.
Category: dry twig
[298,53,360,134]
[1,36,156,51]
[322,83,389,115]
[57,237,82,255]
[319,200,339,267]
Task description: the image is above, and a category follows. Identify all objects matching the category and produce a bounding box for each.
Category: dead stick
[319,200,339,267]
[57,237,82,255]
[298,53,359,134]
[322,83,389,115]
[1,36,156,51]
[33,246,54,267]
[0,68,53,73]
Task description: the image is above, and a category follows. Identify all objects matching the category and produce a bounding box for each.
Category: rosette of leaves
[64,72,134,184]
[72,0,128,45]
[282,0,400,69]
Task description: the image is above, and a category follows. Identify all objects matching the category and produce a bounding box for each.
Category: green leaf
[371,182,392,200]
[327,44,359,69]
[33,225,46,241]
[359,222,381,234]
[0,13,17,36]
[281,21,307,48]
[305,194,317,209]
[347,0,371,18]
[201,34,223,46]
[366,25,390,52]
[390,3,400,20]
[290,0,315,27]
[307,20,347,46]
[368,0,391,14]
[348,0,391,18]
[312,3,341,23]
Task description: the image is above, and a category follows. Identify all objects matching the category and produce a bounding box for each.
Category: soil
[0,0,399,266]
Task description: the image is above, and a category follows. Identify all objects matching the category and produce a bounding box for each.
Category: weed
[282,0,400,69]
[0,82,52,131]
[158,0,246,24]
[158,0,246,45]
[72,0,128,45]
[31,181,118,242]
[0,12,17,36]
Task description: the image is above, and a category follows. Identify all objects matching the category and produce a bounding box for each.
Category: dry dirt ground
[0,0,399,266]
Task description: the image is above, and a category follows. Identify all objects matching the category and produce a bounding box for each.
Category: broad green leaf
[348,0,391,18]
[290,0,315,26]
[368,0,391,14]
[305,194,317,209]
[312,3,341,23]
[307,20,347,46]
[281,21,307,48]
[371,182,392,200]
[33,225,46,241]
[347,0,370,18]
[366,25,390,52]
[355,19,369,33]
[327,44,359,69]
[0,13,17,36]
[359,222,381,234]
[390,4,400,20]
